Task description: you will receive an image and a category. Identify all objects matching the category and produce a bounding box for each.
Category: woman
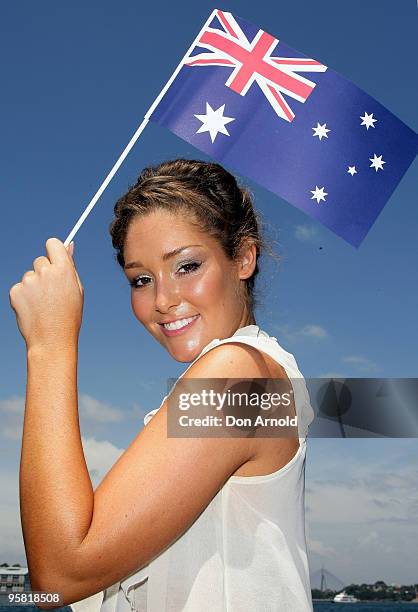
[9,159,315,611]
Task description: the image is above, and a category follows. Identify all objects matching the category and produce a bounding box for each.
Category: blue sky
[1,0,417,587]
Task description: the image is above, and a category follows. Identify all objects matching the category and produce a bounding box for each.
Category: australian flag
[146,9,417,247]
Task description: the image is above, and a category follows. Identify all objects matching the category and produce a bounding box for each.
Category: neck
[239,310,256,328]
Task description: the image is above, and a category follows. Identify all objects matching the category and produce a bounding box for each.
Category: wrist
[27,341,78,361]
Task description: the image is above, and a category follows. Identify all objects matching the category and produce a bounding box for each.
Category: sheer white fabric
[71,324,315,612]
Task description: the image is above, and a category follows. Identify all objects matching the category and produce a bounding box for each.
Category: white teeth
[163,315,198,331]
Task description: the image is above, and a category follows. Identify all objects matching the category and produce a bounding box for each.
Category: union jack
[184,9,328,123]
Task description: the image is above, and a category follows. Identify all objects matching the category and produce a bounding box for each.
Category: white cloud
[0,393,127,508]
[273,323,329,343]
[305,446,418,579]
[2,426,23,441]
[306,452,418,538]
[319,372,346,379]
[79,393,124,423]
[356,530,393,554]
[342,355,379,373]
[299,324,328,339]
[0,468,27,564]
[0,396,24,414]
[81,436,125,489]
[0,435,126,564]
[0,396,24,441]
[307,536,336,557]
[295,224,319,242]
[0,394,125,443]
[306,456,418,582]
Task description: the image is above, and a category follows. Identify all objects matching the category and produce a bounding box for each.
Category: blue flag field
[146,8,417,248]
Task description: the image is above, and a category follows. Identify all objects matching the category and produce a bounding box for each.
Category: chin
[150,325,204,363]
[168,348,199,364]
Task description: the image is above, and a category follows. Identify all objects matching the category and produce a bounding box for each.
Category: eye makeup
[129,260,202,289]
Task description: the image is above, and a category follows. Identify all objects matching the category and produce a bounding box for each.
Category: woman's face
[123,208,256,362]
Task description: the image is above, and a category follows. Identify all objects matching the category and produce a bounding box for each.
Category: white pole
[64,117,148,246]
[63,8,218,247]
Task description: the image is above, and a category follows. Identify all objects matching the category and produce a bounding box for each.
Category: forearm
[20,343,93,587]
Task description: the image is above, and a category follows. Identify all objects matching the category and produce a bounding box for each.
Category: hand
[9,238,84,351]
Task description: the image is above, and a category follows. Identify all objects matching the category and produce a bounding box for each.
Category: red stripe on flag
[267,84,294,122]
[187,58,235,66]
[270,58,322,66]
[217,10,240,39]
[199,30,313,100]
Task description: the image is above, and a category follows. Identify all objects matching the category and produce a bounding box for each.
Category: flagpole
[64,117,148,246]
[63,9,218,246]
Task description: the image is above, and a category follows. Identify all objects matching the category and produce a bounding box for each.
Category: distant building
[0,563,31,595]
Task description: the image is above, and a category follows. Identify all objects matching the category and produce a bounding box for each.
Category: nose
[154,275,181,314]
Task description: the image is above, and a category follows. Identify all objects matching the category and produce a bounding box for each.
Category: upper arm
[58,342,277,605]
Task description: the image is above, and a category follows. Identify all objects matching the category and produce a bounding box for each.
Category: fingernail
[68,241,74,256]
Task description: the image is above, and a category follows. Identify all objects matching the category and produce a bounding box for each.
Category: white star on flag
[360,112,377,130]
[310,185,328,204]
[347,166,358,176]
[312,122,331,141]
[369,154,386,172]
[194,102,235,143]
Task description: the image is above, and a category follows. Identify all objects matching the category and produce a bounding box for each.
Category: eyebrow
[124,245,203,269]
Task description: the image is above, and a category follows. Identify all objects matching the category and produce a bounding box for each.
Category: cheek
[182,266,231,301]
[130,291,152,322]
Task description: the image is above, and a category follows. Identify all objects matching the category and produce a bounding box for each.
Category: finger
[65,241,77,268]
[66,241,74,258]
[65,242,83,294]
[9,282,21,308]
[45,237,69,266]
[22,270,35,282]
[33,256,50,273]
[73,263,83,295]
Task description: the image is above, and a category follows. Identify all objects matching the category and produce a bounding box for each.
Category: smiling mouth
[159,315,200,331]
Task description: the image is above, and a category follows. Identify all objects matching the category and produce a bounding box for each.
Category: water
[313,602,418,611]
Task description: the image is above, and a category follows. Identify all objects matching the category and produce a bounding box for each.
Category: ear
[237,241,257,281]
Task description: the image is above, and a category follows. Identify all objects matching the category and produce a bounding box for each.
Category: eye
[129,275,151,289]
[178,261,201,275]
[129,262,201,289]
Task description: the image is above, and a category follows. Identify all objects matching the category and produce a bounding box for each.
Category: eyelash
[129,262,202,289]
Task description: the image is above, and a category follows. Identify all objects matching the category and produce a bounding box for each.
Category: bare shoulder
[184,339,288,380]
[183,340,299,478]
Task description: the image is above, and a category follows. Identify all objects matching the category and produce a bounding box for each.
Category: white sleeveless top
[70,324,315,612]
